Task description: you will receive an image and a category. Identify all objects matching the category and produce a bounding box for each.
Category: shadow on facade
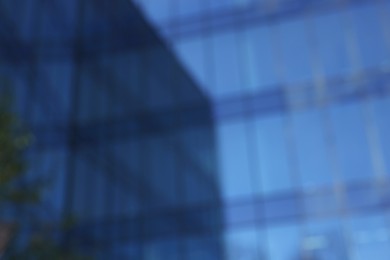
[0,0,224,258]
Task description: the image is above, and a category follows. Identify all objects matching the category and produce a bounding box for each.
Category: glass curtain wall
[135,0,390,259]
[0,0,223,258]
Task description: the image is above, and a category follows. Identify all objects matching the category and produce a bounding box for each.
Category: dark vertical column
[139,44,149,260]
[15,0,41,227]
[62,0,85,251]
[102,0,115,256]
[166,1,187,258]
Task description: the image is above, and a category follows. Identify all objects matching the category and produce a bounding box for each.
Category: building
[134,0,390,259]
[0,0,224,258]
[2,0,390,259]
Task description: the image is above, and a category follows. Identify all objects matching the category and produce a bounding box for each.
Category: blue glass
[225,228,263,259]
[212,30,242,97]
[278,18,313,85]
[329,102,374,182]
[241,25,280,91]
[217,120,253,199]
[255,114,293,194]
[174,36,209,95]
[348,214,390,259]
[136,0,172,24]
[303,219,349,259]
[314,11,352,78]
[350,4,389,71]
[291,108,333,189]
[372,97,390,176]
[267,224,301,259]
[178,0,204,18]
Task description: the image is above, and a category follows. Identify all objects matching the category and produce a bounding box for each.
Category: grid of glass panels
[0,0,224,258]
[135,0,390,258]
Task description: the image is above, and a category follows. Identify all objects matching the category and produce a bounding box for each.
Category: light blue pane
[348,214,390,260]
[278,18,313,85]
[267,224,301,260]
[241,25,279,91]
[292,109,333,189]
[303,219,349,259]
[255,115,293,194]
[209,0,252,12]
[212,30,241,97]
[224,201,256,227]
[217,120,253,199]
[178,0,204,18]
[372,97,390,177]
[225,228,263,259]
[330,103,374,182]
[351,4,389,70]
[314,12,351,78]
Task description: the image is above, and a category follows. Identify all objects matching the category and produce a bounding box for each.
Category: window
[350,4,389,71]
[329,103,374,182]
[241,25,280,91]
[255,114,294,194]
[277,18,313,85]
[217,120,253,199]
[291,108,333,189]
[212,30,242,97]
[314,12,351,78]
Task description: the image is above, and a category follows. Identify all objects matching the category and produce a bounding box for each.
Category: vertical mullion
[304,9,355,260]
[268,15,307,258]
[236,19,265,260]
[62,0,85,250]
[342,2,388,192]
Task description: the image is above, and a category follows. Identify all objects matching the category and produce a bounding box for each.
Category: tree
[0,94,89,259]
[0,95,38,205]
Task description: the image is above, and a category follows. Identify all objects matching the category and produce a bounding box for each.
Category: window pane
[217,120,253,199]
[351,4,389,70]
[212,30,241,97]
[330,103,374,182]
[225,228,263,259]
[174,36,209,94]
[241,25,280,91]
[278,18,313,85]
[267,224,301,259]
[314,12,351,78]
[255,115,293,194]
[292,108,333,189]
[348,214,390,260]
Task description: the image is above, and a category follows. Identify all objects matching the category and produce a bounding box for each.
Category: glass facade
[133,0,390,259]
[2,0,390,259]
[0,0,223,258]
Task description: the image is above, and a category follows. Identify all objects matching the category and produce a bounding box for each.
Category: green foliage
[0,97,37,204]
[0,95,90,259]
